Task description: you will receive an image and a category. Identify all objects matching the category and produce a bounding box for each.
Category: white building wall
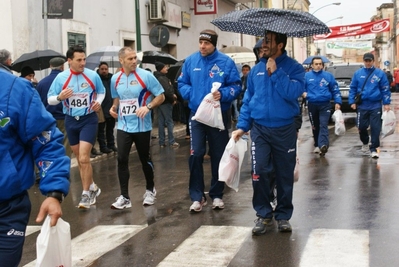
[2,0,257,74]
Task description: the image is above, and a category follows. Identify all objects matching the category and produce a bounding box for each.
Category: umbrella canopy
[166,60,185,85]
[11,49,66,72]
[211,8,330,38]
[141,51,178,65]
[219,46,252,53]
[85,46,122,70]
[303,55,330,65]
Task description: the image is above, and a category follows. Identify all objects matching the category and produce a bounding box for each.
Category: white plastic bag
[381,110,396,138]
[192,82,225,130]
[332,109,346,136]
[218,137,248,192]
[36,215,71,267]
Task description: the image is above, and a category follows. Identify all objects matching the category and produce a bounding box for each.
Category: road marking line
[23,225,146,267]
[157,225,250,267]
[25,226,41,236]
[300,229,369,267]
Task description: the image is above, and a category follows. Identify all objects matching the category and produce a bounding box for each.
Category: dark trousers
[116,130,154,198]
[0,192,31,267]
[188,111,230,202]
[357,108,382,153]
[251,123,296,220]
[97,117,116,150]
[308,102,331,148]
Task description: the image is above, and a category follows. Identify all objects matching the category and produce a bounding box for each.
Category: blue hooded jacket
[349,66,390,110]
[237,51,305,131]
[178,49,241,112]
[305,70,342,105]
[0,69,70,202]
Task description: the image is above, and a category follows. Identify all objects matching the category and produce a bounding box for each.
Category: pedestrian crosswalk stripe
[25,226,41,236]
[23,225,147,267]
[300,229,369,267]
[157,225,250,267]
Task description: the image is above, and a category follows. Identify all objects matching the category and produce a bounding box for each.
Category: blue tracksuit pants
[308,102,331,148]
[251,122,296,220]
[0,191,31,267]
[357,108,382,153]
[188,111,230,202]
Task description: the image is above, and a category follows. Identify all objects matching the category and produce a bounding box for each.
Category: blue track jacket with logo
[0,70,70,202]
[349,66,390,110]
[237,52,305,132]
[305,70,342,105]
[178,49,241,112]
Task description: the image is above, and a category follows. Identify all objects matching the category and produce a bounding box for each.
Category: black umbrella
[211,8,330,38]
[141,51,178,65]
[85,46,122,70]
[11,49,66,72]
[166,60,185,86]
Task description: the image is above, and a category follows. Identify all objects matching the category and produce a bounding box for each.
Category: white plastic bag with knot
[381,110,396,138]
[36,215,71,267]
[192,82,225,130]
[218,137,248,192]
[332,109,346,136]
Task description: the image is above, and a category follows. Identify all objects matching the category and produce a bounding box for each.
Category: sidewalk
[70,122,187,168]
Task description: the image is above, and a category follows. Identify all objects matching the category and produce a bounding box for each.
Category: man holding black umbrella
[232,31,305,234]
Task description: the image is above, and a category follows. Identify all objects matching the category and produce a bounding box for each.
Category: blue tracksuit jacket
[178,49,242,112]
[237,52,305,131]
[305,70,342,105]
[0,69,70,202]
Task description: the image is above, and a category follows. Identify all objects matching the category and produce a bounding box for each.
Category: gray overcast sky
[309,0,390,26]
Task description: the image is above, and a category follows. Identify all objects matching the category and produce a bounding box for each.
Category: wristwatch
[46,191,65,203]
[146,103,152,110]
[56,95,61,101]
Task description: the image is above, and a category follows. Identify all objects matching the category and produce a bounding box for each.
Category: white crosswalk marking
[23,225,147,267]
[157,225,250,267]
[25,226,41,236]
[300,229,369,267]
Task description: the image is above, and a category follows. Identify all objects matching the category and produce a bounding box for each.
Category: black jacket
[154,71,175,104]
[97,71,113,118]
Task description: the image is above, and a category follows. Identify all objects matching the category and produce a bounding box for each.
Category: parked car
[325,63,364,113]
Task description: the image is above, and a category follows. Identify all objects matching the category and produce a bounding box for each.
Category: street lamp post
[307,2,341,57]
[315,16,344,55]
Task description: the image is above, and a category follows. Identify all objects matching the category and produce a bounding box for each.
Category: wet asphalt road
[20,94,399,267]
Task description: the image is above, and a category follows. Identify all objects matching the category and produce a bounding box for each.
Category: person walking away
[232,31,305,234]
[97,62,117,153]
[36,57,72,157]
[109,47,165,209]
[394,67,399,93]
[47,45,105,209]
[154,61,180,148]
[349,53,391,159]
[0,64,70,267]
[384,69,394,92]
[178,29,242,212]
[304,56,341,156]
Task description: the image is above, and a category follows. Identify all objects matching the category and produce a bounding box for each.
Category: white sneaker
[361,144,369,153]
[143,188,157,206]
[371,151,379,159]
[189,197,207,212]
[313,147,320,153]
[111,195,132,210]
[212,198,225,209]
[78,194,90,209]
[89,184,101,205]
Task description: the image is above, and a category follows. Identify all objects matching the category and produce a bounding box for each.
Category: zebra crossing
[22,225,370,267]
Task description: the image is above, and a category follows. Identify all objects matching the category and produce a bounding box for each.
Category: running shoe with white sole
[111,195,132,209]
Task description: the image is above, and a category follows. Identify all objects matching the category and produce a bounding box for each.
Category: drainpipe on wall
[135,0,142,51]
